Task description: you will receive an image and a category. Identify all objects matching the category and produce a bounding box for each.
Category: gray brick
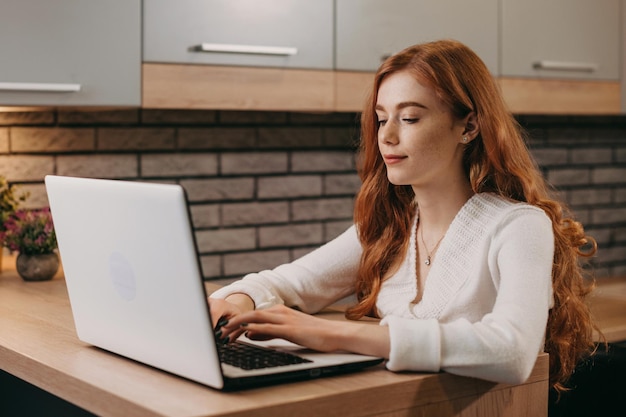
[179,128,256,149]
[199,255,222,279]
[258,127,322,148]
[223,250,290,276]
[325,220,354,240]
[291,198,354,221]
[546,128,590,142]
[592,127,626,142]
[593,168,626,185]
[0,128,8,153]
[221,152,288,175]
[525,128,548,144]
[0,155,54,181]
[530,148,568,167]
[141,153,218,177]
[58,109,139,125]
[189,204,220,228]
[610,226,626,243]
[0,111,54,126]
[11,127,95,152]
[571,208,590,225]
[219,111,287,125]
[57,155,138,178]
[181,178,255,202]
[615,188,626,204]
[98,128,175,151]
[324,173,360,195]
[291,247,317,260]
[593,245,626,264]
[259,223,323,248]
[141,109,217,125]
[290,112,357,125]
[571,148,612,164]
[547,168,591,186]
[323,127,358,148]
[16,183,48,209]
[291,151,355,173]
[258,175,322,199]
[195,228,256,253]
[591,207,626,225]
[568,188,612,206]
[222,202,289,226]
[586,227,611,247]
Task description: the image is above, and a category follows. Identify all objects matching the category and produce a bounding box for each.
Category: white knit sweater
[211,193,555,384]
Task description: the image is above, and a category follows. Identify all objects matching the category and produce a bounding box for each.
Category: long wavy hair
[346,39,599,392]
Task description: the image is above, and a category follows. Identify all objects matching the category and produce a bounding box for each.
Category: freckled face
[376,70,467,190]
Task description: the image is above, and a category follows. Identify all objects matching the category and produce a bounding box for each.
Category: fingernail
[217,317,229,328]
[220,336,230,345]
[215,329,222,339]
[240,322,248,327]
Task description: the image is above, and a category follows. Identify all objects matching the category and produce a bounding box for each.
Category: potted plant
[0,176,28,272]
[0,208,59,281]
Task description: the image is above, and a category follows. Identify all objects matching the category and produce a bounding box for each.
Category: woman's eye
[377,119,387,127]
[402,118,418,124]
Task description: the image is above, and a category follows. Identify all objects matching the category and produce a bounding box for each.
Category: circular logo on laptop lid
[109,252,136,301]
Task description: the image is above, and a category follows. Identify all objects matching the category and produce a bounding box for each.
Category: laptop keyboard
[218,341,312,370]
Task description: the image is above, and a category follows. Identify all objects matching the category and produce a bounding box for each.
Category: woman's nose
[379,123,399,145]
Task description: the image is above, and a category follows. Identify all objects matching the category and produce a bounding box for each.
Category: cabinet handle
[0,82,81,92]
[193,43,298,56]
[532,61,599,73]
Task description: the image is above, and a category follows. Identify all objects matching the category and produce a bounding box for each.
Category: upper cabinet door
[501,0,620,81]
[143,0,334,70]
[335,0,499,74]
[0,0,141,106]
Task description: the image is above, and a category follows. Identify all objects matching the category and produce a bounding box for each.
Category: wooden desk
[0,265,549,417]
[589,276,626,343]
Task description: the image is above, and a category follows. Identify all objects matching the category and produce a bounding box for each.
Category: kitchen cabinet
[335,0,499,75]
[0,0,620,114]
[143,0,333,70]
[501,0,620,81]
[0,0,141,106]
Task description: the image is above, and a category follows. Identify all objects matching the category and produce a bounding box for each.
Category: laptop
[45,175,383,390]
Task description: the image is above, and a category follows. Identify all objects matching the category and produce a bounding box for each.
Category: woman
[210,39,598,393]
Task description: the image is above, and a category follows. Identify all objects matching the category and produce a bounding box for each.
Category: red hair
[347,39,599,392]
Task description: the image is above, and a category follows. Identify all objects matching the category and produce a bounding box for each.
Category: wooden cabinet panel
[142,63,335,112]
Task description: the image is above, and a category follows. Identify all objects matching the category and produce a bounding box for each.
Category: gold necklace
[419,223,446,266]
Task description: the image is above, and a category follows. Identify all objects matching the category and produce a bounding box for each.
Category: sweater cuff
[381,315,441,372]
[209,281,281,310]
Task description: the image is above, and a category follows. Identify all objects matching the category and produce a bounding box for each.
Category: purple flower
[1,208,57,255]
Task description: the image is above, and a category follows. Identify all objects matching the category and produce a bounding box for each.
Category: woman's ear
[462,112,479,140]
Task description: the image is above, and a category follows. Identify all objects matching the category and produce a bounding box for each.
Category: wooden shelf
[143,64,622,115]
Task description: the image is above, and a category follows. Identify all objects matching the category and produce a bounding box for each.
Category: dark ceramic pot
[16,252,60,282]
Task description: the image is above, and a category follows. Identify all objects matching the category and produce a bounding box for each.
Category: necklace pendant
[425,257,431,266]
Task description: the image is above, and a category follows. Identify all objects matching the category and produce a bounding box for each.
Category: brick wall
[1,109,625,280]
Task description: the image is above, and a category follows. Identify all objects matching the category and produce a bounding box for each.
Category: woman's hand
[220,305,391,358]
[220,305,343,351]
[209,293,255,343]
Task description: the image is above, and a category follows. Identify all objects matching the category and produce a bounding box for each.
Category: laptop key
[218,341,312,370]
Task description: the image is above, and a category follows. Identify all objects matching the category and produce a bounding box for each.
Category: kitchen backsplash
[1,109,625,280]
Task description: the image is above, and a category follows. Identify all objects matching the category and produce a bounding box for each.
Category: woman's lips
[383,154,407,165]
